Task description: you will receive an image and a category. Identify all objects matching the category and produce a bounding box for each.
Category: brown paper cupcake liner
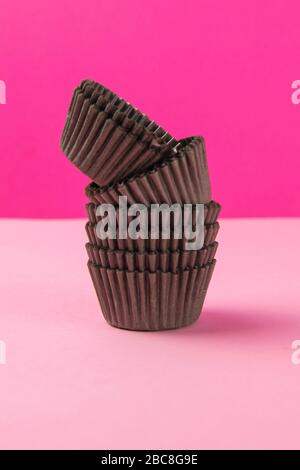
[86,241,218,273]
[63,90,172,154]
[85,136,211,205]
[61,80,176,185]
[86,200,221,226]
[85,221,219,252]
[61,80,128,144]
[63,91,153,156]
[77,120,173,186]
[62,91,113,154]
[61,81,100,148]
[88,259,216,330]
[62,79,173,147]
[63,110,175,187]
[62,80,134,145]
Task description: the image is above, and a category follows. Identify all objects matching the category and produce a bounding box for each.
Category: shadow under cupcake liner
[88,259,216,331]
[86,241,218,273]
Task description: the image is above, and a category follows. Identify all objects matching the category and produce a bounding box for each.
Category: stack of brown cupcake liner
[61,79,221,330]
[85,220,220,252]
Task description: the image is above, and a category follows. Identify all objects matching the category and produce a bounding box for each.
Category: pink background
[1,0,300,218]
[1,1,300,451]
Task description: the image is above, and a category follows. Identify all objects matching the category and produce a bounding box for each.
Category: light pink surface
[1,0,300,218]
[1,218,300,450]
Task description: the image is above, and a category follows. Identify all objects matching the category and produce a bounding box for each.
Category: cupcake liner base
[88,260,216,331]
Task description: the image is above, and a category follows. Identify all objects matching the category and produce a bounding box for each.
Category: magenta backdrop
[1,0,299,218]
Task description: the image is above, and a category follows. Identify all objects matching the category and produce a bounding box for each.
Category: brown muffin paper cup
[76,119,174,187]
[62,80,126,145]
[63,80,130,141]
[62,92,112,154]
[62,79,173,147]
[61,81,100,149]
[86,241,218,273]
[61,81,91,142]
[85,136,211,205]
[85,221,220,252]
[85,200,221,226]
[63,90,139,155]
[61,81,176,185]
[88,259,216,331]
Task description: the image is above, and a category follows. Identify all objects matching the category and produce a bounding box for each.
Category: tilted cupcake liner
[62,80,133,145]
[62,80,126,145]
[63,91,153,156]
[85,136,211,205]
[62,79,173,147]
[85,200,221,227]
[86,241,218,273]
[64,92,173,155]
[61,80,176,185]
[61,81,90,142]
[85,221,220,252]
[88,259,216,330]
[83,124,173,187]
[61,81,99,149]
[63,109,175,187]
[62,92,115,155]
